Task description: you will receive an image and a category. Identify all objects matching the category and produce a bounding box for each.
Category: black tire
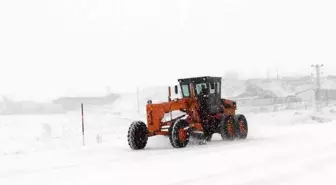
[202,123,214,142]
[127,121,148,150]
[234,114,248,139]
[204,133,213,141]
[169,119,190,148]
[219,116,235,140]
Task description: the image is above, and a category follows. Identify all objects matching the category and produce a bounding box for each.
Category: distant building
[327,75,336,81]
[282,76,314,86]
[318,89,336,101]
[235,84,277,99]
[295,88,315,102]
[295,88,336,102]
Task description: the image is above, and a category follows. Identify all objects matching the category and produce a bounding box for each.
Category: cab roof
[177,76,222,84]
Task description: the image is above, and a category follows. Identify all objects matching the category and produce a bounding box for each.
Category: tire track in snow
[168,140,336,185]
[0,117,326,181]
[0,124,296,179]
[0,135,269,179]
[233,142,336,185]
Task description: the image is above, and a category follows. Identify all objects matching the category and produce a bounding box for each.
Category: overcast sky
[0,0,335,102]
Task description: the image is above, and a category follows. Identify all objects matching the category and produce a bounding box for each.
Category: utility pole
[81,103,85,146]
[136,87,140,114]
[311,64,324,111]
[276,68,279,80]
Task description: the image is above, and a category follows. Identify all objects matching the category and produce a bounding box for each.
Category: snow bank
[1,105,336,156]
[2,106,336,184]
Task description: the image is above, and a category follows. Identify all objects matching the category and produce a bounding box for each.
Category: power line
[276,68,279,80]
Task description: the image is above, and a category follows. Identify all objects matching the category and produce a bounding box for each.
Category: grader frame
[127,76,248,149]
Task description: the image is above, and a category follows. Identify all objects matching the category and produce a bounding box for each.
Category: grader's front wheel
[169,119,190,148]
[127,121,148,150]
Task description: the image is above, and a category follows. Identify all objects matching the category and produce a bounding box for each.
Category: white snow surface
[1,108,336,184]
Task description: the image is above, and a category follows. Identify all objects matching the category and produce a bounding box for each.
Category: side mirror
[174,85,179,94]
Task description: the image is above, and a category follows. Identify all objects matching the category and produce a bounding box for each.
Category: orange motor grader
[127,76,248,150]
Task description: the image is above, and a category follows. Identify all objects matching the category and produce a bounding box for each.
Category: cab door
[208,81,222,114]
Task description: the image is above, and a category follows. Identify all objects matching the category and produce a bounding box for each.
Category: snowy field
[1,107,336,185]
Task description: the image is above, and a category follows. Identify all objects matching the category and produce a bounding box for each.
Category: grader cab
[127,76,248,150]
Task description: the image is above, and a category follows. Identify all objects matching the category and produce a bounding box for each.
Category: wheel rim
[178,128,187,141]
[227,120,234,137]
[239,120,247,135]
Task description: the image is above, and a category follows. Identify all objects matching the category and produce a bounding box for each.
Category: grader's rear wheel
[234,114,248,139]
[127,121,148,150]
[220,116,235,140]
[169,119,190,148]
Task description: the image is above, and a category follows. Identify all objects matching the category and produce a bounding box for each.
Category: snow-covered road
[1,110,336,185]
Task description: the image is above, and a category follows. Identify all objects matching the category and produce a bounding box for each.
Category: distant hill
[0,93,120,115]
[52,93,120,111]
[227,75,336,99]
[0,100,65,115]
[2,75,336,115]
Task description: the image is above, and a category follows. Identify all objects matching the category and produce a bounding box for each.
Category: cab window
[209,82,216,94]
[181,84,190,97]
[195,83,207,95]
